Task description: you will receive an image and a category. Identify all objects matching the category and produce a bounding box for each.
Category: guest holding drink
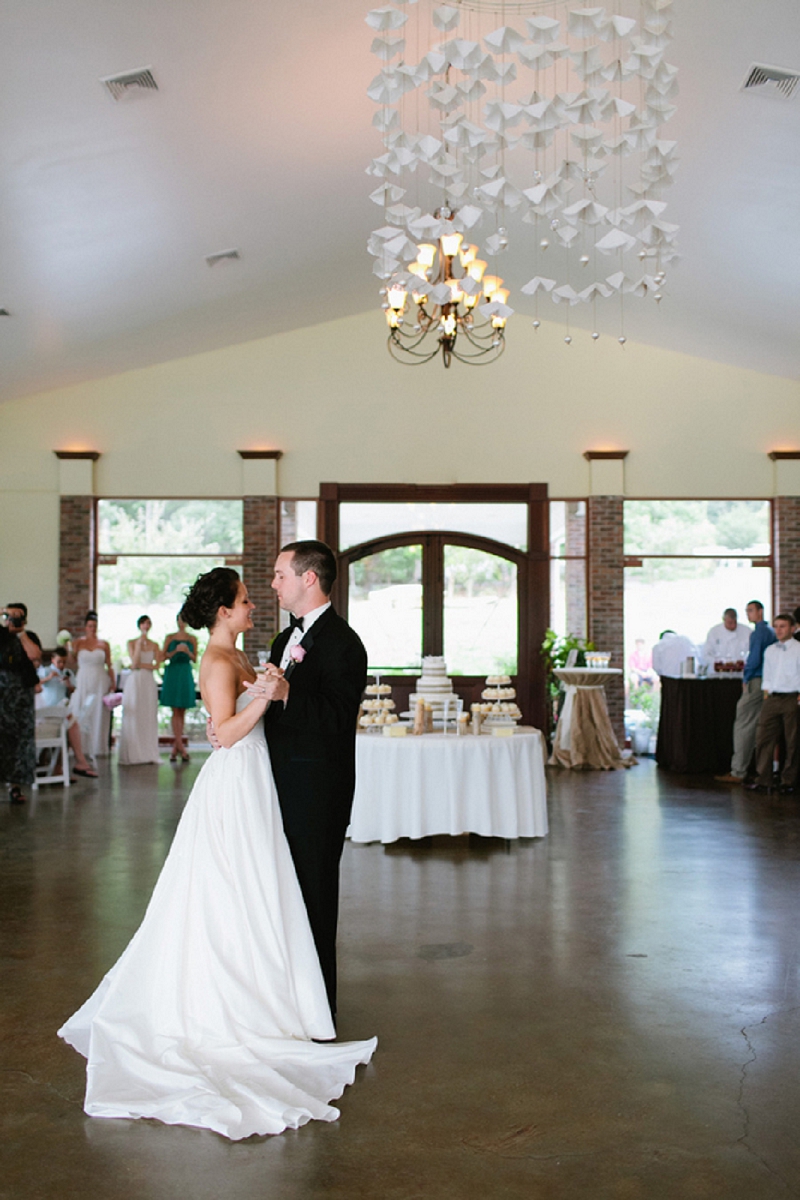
[161,614,197,762]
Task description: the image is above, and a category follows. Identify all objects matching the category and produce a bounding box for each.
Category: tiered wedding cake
[408,657,459,716]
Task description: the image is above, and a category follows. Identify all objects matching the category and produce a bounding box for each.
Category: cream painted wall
[1,309,798,640]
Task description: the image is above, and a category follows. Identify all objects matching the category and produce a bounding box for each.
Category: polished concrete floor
[2,755,800,1199]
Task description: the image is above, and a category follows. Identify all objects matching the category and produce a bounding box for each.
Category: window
[549,501,587,639]
[623,499,772,673]
[96,499,243,668]
[339,502,528,552]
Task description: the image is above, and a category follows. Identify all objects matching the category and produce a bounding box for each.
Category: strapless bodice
[78,648,107,668]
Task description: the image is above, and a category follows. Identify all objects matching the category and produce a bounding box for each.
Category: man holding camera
[1,603,40,803]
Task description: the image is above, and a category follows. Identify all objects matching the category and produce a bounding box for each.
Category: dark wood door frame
[319,483,549,730]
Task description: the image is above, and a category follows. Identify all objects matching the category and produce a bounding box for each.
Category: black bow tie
[289,614,305,632]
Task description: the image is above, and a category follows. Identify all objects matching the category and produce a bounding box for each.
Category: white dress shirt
[702,622,752,670]
[652,633,698,679]
[761,638,800,694]
[279,601,331,671]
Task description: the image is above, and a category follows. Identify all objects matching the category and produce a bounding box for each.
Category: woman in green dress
[160,614,197,762]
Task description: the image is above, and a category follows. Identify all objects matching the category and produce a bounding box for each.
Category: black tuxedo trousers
[264,607,367,1016]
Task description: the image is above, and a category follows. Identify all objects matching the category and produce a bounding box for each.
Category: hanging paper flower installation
[366,0,679,363]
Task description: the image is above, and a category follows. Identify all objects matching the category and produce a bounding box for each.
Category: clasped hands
[243,663,289,705]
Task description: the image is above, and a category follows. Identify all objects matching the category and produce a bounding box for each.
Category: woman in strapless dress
[119,615,161,765]
[70,611,115,761]
[160,613,197,762]
[58,568,376,1139]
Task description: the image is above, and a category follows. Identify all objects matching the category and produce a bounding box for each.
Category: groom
[265,540,367,1019]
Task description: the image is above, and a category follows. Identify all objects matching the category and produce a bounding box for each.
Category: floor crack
[736,1006,800,1194]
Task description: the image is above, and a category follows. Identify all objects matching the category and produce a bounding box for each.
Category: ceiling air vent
[741,63,799,101]
[101,67,158,101]
[205,249,241,267]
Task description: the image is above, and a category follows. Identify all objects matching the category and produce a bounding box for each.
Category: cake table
[348,727,548,844]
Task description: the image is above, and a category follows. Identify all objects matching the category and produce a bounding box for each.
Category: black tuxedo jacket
[264,606,366,1013]
[264,606,367,838]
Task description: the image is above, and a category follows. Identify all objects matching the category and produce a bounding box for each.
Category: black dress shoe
[779,785,796,795]
[745,782,770,794]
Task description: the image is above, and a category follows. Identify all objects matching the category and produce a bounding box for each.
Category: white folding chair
[33,704,71,789]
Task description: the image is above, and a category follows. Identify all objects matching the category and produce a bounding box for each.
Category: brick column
[243,496,280,656]
[58,496,95,636]
[773,497,800,614]
[587,495,625,742]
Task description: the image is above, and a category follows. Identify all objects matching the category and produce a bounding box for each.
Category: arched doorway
[319,484,549,729]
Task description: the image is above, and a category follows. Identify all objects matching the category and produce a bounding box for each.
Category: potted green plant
[540,629,595,738]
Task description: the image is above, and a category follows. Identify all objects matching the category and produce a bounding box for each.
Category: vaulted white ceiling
[1,0,798,402]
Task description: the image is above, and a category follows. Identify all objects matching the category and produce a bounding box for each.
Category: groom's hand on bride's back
[206,716,222,752]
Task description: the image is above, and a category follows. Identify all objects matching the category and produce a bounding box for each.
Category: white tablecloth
[348,728,548,843]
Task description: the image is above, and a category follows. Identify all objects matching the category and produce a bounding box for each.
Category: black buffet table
[655,677,743,774]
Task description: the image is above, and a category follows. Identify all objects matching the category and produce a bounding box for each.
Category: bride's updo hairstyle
[180,567,241,630]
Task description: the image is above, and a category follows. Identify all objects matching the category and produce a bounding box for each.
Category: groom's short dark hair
[282,541,337,596]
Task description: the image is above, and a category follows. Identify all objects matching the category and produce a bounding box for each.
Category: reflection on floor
[2,755,799,1199]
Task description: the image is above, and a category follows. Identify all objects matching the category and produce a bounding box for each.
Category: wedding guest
[746,614,800,795]
[702,608,751,674]
[119,616,161,766]
[628,638,657,687]
[715,601,777,785]
[4,603,42,668]
[161,614,197,762]
[0,614,39,803]
[794,606,800,643]
[651,630,698,679]
[71,611,115,761]
[37,647,98,778]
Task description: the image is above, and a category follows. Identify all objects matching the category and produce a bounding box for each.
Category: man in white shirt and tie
[747,614,800,794]
[702,608,751,674]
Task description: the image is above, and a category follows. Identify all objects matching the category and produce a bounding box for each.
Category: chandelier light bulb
[409,261,427,279]
[387,286,407,312]
[467,259,487,282]
[417,244,437,268]
[440,313,457,336]
[459,244,478,267]
[440,230,463,258]
[482,275,502,298]
[494,288,510,304]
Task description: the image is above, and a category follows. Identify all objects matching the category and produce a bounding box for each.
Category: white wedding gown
[58,693,377,1139]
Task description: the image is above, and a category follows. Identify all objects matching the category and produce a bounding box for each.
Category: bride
[58,568,376,1140]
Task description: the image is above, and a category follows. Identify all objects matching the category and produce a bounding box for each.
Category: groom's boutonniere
[289,645,307,665]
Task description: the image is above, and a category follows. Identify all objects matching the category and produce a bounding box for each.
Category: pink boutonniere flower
[289,645,307,664]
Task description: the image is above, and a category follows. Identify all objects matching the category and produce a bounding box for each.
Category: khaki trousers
[730,678,765,778]
[755,693,799,787]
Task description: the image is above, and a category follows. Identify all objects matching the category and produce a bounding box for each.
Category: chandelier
[366,0,679,365]
[385,205,510,366]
